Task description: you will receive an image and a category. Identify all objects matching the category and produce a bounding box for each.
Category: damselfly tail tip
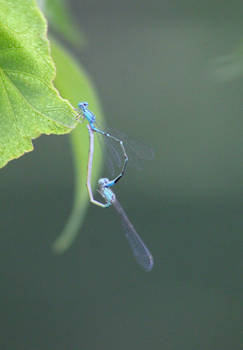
[138,253,154,272]
[145,254,154,272]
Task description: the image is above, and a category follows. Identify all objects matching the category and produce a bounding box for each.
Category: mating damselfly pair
[76,102,154,271]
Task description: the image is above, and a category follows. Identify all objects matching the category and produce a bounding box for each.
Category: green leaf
[50,39,104,253]
[0,0,75,168]
[40,0,84,48]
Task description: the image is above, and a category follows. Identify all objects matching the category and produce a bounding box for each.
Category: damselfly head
[98,178,109,188]
[78,102,89,111]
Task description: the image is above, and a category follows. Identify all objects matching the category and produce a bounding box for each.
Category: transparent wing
[94,117,154,173]
[95,131,123,178]
[112,199,154,271]
[104,128,154,171]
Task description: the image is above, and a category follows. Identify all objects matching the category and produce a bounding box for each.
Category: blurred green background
[0,1,242,349]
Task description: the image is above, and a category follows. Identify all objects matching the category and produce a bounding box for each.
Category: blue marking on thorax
[78,102,96,124]
[103,187,114,204]
[84,110,96,124]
